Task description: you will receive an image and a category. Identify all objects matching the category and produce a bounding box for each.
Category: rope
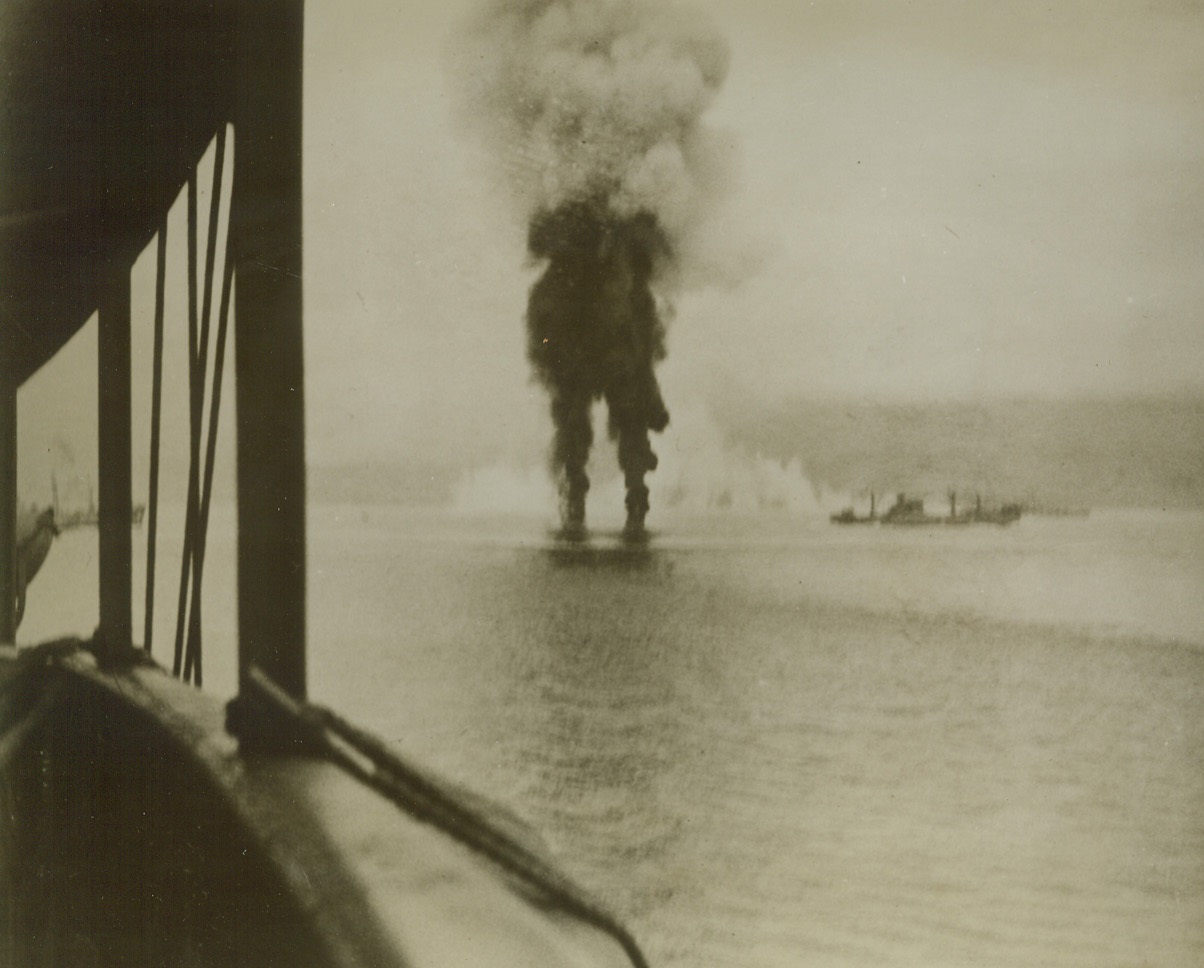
[181,126,229,687]
[143,216,167,655]
[173,172,201,677]
[174,127,228,685]
[184,153,234,684]
[238,667,651,968]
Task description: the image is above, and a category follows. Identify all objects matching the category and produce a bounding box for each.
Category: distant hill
[713,394,1204,510]
[307,395,1204,511]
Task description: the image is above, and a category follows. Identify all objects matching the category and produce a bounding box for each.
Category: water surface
[19,507,1204,967]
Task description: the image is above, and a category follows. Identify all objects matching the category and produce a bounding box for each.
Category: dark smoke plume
[451,0,730,534]
[527,200,670,532]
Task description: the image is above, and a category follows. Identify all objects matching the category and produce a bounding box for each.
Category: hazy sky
[299,0,1204,467]
[19,0,1204,484]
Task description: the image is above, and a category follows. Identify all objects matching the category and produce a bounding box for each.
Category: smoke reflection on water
[18,505,1204,967]
[303,505,1204,968]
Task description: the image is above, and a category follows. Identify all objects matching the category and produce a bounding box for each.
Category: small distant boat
[52,476,146,530]
[14,506,59,628]
[866,492,1022,527]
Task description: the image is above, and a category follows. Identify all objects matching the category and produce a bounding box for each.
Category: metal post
[97,265,132,655]
[0,374,16,645]
[232,0,306,701]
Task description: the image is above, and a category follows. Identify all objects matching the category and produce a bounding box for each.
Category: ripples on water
[301,508,1204,968]
[20,507,1204,967]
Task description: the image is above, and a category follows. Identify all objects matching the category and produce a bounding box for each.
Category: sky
[298,0,1204,468]
[18,0,1204,492]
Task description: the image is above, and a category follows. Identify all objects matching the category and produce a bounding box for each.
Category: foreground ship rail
[1,2,645,965]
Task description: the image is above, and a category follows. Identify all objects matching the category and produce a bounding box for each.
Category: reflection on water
[20,505,1204,967]
[305,507,1204,968]
[541,541,659,572]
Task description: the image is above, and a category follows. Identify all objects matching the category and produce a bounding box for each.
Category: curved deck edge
[0,643,631,968]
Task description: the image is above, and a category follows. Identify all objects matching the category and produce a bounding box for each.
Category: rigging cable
[173,172,201,678]
[185,138,235,686]
[174,127,227,685]
[234,667,652,968]
[183,125,229,686]
[143,216,167,655]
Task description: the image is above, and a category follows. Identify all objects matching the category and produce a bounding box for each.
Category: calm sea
[18,505,1204,968]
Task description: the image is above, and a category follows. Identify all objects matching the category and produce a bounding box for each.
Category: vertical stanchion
[97,265,132,657]
[0,374,16,645]
[231,0,306,708]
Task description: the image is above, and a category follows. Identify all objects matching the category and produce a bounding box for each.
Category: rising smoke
[452,0,731,535]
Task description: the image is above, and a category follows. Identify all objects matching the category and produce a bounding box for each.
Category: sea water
[17,506,1204,967]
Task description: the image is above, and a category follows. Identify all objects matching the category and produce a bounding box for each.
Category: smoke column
[452,0,730,535]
